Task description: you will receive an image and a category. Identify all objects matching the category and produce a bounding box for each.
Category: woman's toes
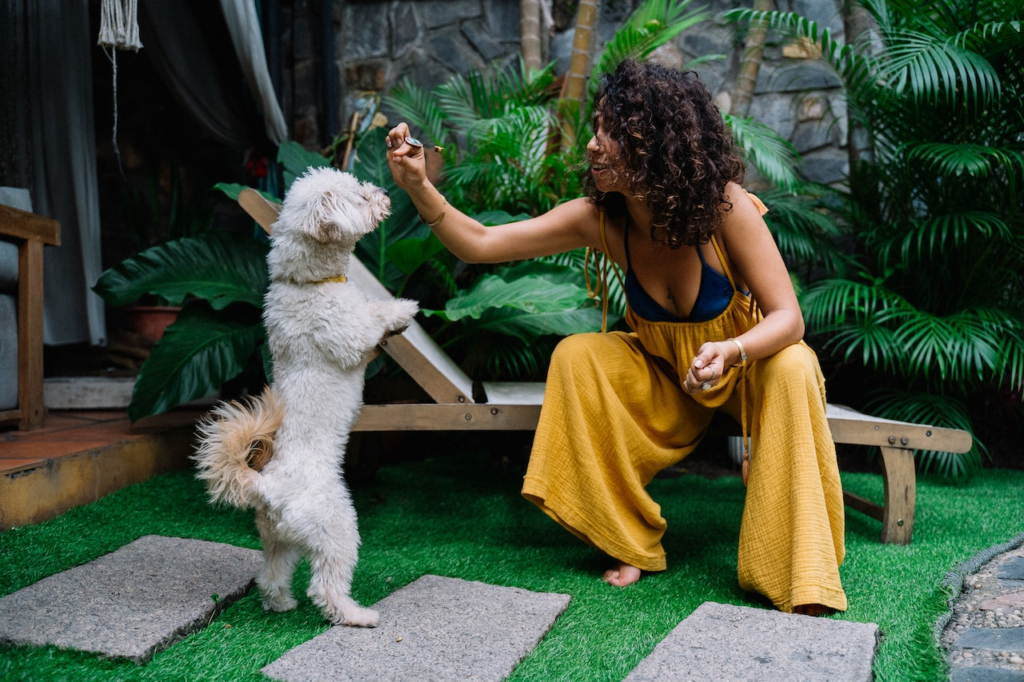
[603,563,642,587]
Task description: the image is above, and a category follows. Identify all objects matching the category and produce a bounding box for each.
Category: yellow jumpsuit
[522,201,848,613]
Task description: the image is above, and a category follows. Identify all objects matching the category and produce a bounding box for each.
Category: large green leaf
[466,305,610,344]
[212,183,279,202]
[128,303,266,421]
[386,233,446,275]
[277,142,331,191]
[426,274,591,322]
[473,210,531,226]
[93,232,269,310]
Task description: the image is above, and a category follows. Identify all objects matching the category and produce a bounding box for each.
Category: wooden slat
[843,491,883,521]
[0,409,21,427]
[238,189,279,234]
[827,417,971,453]
[237,189,476,405]
[0,204,60,245]
[710,404,972,454]
[18,240,45,429]
[378,330,475,405]
[480,381,545,405]
[353,403,542,431]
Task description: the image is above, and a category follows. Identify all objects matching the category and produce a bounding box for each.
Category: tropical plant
[727,0,1024,476]
[386,0,740,379]
[94,0,839,420]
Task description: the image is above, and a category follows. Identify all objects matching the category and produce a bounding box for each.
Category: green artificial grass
[1,449,1022,681]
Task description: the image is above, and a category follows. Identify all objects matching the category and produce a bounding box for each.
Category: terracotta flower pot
[124,305,181,341]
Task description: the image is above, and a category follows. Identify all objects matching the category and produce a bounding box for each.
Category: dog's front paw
[387,298,419,333]
[337,606,379,628]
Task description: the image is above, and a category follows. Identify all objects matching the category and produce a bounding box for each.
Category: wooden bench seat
[238,189,973,547]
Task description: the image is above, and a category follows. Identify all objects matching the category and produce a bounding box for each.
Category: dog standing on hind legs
[192,167,418,627]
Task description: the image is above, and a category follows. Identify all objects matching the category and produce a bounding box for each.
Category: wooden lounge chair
[0,203,61,430]
[238,188,972,545]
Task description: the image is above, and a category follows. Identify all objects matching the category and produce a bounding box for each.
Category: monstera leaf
[278,142,332,190]
[93,231,269,310]
[424,262,613,343]
[129,302,266,422]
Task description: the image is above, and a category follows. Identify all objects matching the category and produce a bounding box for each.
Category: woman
[386,60,846,616]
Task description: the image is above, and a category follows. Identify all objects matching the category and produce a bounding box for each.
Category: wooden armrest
[0,204,60,246]
[238,189,281,235]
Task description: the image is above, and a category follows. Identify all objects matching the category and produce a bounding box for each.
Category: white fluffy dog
[192,167,418,627]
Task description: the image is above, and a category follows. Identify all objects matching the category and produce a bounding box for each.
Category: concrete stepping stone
[0,535,261,663]
[625,602,879,682]
[262,574,570,682]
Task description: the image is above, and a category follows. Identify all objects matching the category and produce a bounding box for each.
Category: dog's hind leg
[304,499,379,627]
[307,550,379,627]
[255,508,300,612]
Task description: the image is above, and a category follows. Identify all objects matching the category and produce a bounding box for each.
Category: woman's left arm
[684,183,804,392]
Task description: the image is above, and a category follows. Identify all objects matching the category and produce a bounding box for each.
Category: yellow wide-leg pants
[522,297,848,613]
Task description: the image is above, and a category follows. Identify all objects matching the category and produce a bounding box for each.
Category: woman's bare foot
[792,603,835,617]
[603,562,642,587]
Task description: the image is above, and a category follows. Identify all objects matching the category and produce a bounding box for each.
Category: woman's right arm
[386,123,597,263]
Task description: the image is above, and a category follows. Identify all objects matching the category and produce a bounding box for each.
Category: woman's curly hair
[582,59,745,247]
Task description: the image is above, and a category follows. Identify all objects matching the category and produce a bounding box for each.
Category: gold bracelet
[421,200,447,228]
[727,337,747,366]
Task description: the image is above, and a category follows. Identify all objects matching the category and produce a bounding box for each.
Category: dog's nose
[381,188,389,197]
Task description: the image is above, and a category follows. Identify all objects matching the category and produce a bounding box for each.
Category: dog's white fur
[192,167,417,627]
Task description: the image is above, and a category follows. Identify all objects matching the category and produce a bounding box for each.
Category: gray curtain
[138,0,256,149]
[220,0,288,145]
[27,0,106,346]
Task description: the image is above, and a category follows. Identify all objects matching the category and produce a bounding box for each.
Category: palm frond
[756,188,853,276]
[722,9,872,90]
[874,28,1002,108]
[801,276,911,332]
[383,78,448,145]
[724,114,802,191]
[908,143,1024,178]
[873,211,1014,264]
[590,0,710,97]
[538,247,627,318]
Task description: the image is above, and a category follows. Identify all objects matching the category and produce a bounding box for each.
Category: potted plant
[114,159,215,340]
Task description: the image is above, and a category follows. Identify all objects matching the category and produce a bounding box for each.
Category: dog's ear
[299,190,346,243]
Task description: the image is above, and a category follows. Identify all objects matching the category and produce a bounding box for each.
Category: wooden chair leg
[879,445,915,544]
[18,240,45,430]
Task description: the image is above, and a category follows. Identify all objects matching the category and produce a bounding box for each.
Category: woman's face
[587,113,628,194]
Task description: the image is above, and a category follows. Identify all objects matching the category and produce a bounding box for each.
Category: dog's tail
[191,387,283,509]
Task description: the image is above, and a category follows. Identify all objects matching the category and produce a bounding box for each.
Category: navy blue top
[623,227,736,323]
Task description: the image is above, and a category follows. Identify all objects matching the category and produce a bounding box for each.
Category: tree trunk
[728,0,774,118]
[843,0,876,169]
[521,0,542,74]
[557,0,600,149]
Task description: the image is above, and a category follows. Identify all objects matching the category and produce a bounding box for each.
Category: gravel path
[940,535,1024,680]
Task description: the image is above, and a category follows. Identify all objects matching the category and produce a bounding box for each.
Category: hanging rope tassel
[97,0,143,176]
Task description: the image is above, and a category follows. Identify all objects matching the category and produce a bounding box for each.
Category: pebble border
[936,532,1024,676]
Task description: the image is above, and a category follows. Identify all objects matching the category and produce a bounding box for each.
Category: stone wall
[286,0,850,186]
